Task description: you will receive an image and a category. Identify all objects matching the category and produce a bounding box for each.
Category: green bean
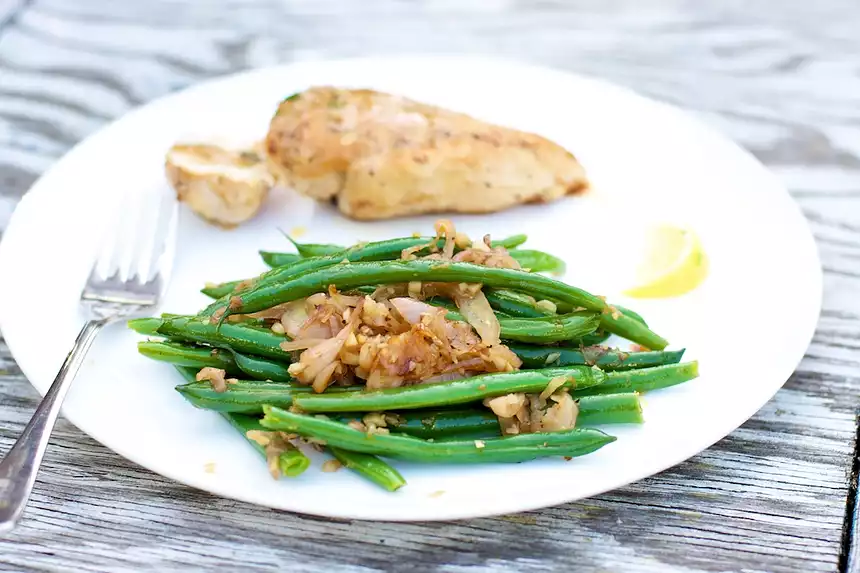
[495,312,600,344]
[328,448,406,491]
[165,311,271,329]
[286,241,342,258]
[224,260,667,349]
[129,316,289,361]
[201,238,439,316]
[130,317,165,335]
[176,380,314,412]
[137,341,294,382]
[484,289,552,318]
[494,234,528,249]
[577,330,612,346]
[510,345,686,371]
[573,361,699,397]
[230,259,605,314]
[262,246,559,276]
[231,351,292,382]
[222,412,310,477]
[202,253,304,299]
[200,281,242,299]
[262,406,615,464]
[378,394,643,439]
[288,234,529,259]
[257,234,530,270]
[577,393,644,426]
[291,367,605,413]
[509,250,566,274]
[380,409,500,439]
[260,251,303,267]
[192,385,644,435]
[137,341,238,371]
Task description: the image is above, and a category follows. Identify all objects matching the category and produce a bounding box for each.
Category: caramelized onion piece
[453,289,500,346]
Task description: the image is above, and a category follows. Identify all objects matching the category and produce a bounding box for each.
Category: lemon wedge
[623,224,708,298]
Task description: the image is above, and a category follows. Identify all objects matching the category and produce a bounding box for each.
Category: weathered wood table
[1,1,859,571]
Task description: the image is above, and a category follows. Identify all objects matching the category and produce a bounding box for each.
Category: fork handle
[0,318,107,532]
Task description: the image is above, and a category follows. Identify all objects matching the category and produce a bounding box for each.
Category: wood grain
[1,1,859,572]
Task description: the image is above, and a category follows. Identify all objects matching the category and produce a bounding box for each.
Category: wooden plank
[0,1,859,571]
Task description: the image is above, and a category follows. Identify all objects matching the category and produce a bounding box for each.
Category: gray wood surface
[1,1,859,571]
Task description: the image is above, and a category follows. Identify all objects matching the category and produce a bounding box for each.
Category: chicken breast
[165,144,273,228]
[265,87,588,220]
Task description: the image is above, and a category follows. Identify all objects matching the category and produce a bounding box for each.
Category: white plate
[0,56,821,521]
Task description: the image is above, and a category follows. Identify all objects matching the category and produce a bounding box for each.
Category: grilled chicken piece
[165,144,273,228]
[265,87,589,220]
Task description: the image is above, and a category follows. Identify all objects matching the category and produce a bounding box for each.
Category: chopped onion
[279,300,310,338]
[390,297,437,324]
[484,393,527,418]
[435,219,457,259]
[539,376,568,400]
[540,393,579,431]
[454,288,500,346]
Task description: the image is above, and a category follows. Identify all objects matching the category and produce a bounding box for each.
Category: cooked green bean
[328,448,406,491]
[577,330,612,347]
[231,259,604,313]
[138,340,293,382]
[257,235,529,270]
[262,406,616,464]
[494,234,529,249]
[510,345,686,371]
[495,312,600,344]
[231,351,292,382]
[258,251,303,268]
[201,238,448,316]
[380,409,500,439]
[509,250,566,274]
[612,305,647,327]
[577,393,644,426]
[138,341,238,371]
[338,394,643,440]
[573,361,699,396]
[222,412,310,477]
[285,240,341,259]
[178,376,645,435]
[484,289,553,318]
[203,254,304,299]
[288,234,529,260]
[176,380,314,412]
[201,281,242,299]
[129,316,289,361]
[222,260,666,349]
[292,367,605,413]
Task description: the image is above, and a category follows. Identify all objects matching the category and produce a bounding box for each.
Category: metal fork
[0,190,178,533]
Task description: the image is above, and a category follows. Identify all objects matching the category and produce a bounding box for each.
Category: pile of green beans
[131,230,698,492]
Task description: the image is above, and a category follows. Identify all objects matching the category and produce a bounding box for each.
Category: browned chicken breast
[165,144,273,228]
[265,87,589,220]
